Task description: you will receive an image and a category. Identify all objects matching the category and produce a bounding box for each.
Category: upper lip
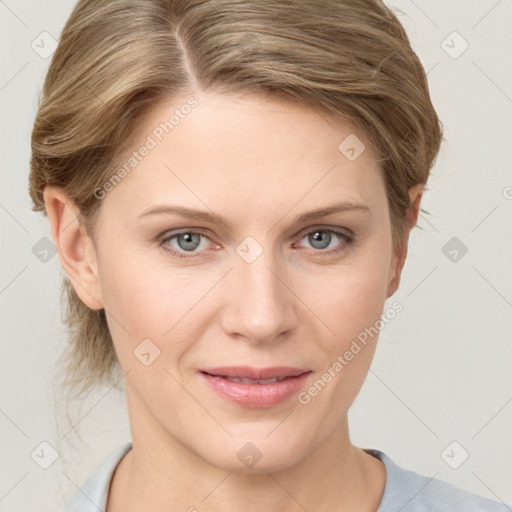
[200,366,311,380]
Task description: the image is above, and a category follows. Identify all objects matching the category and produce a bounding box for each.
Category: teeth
[224,376,288,384]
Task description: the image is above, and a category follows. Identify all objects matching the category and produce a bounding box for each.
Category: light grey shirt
[64,442,511,511]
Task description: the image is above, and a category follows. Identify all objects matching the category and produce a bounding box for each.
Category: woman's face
[84,91,406,472]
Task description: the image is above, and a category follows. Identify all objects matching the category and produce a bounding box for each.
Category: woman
[29,0,510,510]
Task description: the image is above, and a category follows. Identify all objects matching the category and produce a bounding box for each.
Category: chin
[214,449,302,475]
[197,432,310,474]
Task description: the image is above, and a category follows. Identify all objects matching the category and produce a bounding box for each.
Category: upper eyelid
[296,225,352,238]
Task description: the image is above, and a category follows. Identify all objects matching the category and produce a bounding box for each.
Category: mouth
[199,365,311,381]
[198,366,313,408]
[204,374,291,384]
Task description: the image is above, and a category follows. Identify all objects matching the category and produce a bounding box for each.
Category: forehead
[103,91,385,219]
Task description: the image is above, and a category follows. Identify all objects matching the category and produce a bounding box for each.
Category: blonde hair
[29,0,442,403]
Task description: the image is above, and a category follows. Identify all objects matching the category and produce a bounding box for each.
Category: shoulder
[63,442,132,512]
[365,448,511,512]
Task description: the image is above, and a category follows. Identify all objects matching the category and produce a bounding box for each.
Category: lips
[198,366,312,408]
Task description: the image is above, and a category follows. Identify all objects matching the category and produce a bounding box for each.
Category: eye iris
[309,230,331,249]
[177,232,201,251]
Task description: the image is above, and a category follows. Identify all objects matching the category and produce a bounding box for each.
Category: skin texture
[44,91,423,512]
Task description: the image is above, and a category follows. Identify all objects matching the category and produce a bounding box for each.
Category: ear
[386,183,424,298]
[43,186,104,310]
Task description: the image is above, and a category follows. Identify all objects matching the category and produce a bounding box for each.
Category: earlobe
[386,246,406,298]
[43,186,104,310]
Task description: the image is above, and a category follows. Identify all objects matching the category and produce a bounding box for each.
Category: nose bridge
[222,237,296,343]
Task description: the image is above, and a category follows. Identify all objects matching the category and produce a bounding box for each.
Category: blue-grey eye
[174,232,203,251]
[307,230,334,250]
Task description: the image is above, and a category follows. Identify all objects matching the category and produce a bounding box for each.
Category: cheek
[96,255,171,355]
[98,253,217,370]
[306,254,391,346]
[296,265,391,414]
[101,266,166,328]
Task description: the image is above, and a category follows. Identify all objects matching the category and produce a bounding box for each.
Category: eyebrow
[137,200,371,228]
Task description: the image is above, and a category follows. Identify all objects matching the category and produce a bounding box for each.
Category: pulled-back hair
[29,0,442,402]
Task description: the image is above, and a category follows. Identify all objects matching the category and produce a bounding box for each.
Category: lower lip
[199,371,312,408]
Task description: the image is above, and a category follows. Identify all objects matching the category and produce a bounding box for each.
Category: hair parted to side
[29,0,442,403]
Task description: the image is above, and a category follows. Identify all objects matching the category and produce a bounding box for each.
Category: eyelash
[158,227,354,259]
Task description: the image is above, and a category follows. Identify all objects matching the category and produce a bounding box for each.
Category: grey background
[1,1,511,510]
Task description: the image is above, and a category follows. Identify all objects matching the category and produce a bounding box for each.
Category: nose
[220,245,298,345]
